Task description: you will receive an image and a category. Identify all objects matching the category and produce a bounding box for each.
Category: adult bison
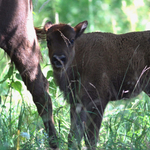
[39,20,150,149]
[0,0,58,149]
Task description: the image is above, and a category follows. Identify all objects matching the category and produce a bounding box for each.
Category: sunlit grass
[0,63,150,149]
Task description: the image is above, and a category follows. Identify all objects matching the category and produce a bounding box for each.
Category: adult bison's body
[0,0,58,149]
[41,20,150,149]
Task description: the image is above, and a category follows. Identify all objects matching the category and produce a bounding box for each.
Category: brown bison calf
[41,20,150,149]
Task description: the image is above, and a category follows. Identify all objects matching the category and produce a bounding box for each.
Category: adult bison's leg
[10,55,58,148]
[0,0,58,148]
[1,21,59,150]
[7,41,58,148]
[21,64,58,149]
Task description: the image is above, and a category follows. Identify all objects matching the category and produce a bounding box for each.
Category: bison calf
[41,20,150,149]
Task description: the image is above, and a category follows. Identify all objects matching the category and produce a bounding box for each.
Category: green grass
[0,52,150,150]
[0,67,150,150]
[100,93,150,150]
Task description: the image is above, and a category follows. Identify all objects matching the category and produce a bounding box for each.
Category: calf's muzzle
[52,54,66,68]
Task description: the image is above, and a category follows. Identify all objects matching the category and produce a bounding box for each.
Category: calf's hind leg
[84,99,108,150]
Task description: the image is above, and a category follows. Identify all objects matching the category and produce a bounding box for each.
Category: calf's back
[55,30,150,103]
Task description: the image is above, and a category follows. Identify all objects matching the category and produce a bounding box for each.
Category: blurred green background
[33,0,150,33]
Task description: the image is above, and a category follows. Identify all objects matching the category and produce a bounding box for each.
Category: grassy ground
[0,50,150,150]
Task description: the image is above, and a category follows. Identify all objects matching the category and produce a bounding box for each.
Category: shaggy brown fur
[39,20,150,149]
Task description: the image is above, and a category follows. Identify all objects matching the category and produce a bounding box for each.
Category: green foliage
[0,0,150,149]
[0,65,13,84]
[100,93,150,149]
[33,0,150,33]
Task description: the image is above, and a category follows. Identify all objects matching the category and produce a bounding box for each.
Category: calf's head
[44,21,88,72]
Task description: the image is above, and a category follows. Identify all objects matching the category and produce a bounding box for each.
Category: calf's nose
[52,55,66,68]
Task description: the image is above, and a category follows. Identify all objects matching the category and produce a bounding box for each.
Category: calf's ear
[44,21,53,32]
[74,20,88,38]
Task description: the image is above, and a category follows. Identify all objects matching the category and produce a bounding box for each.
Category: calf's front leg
[68,103,87,150]
[68,98,108,150]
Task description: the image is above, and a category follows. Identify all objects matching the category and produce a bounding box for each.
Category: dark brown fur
[0,0,58,149]
[41,20,150,149]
